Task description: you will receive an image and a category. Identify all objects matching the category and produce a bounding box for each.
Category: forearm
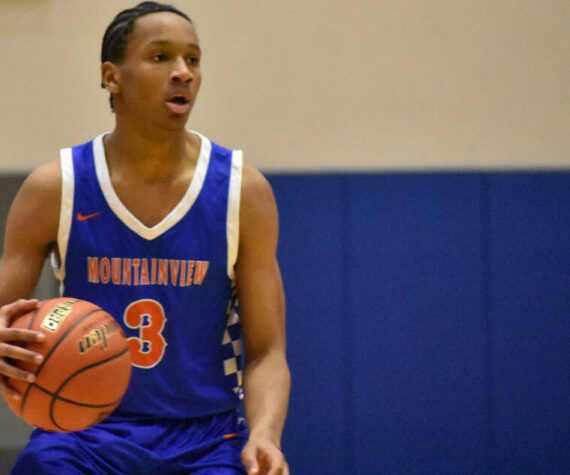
[0,256,45,307]
[243,349,291,446]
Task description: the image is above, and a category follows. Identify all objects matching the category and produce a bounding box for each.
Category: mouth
[169,95,189,105]
[166,94,191,114]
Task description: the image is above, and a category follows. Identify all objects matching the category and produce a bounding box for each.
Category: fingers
[0,299,44,394]
[0,340,43,367]
[0,299,39,327]
[0,337,43,394]
[0,317,45,368]
[241,444,257,473]
[242,443,288,475]
[0,375,23,400]
[0,325,45,344]
[0,298,44,353]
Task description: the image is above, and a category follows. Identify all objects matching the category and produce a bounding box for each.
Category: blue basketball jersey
[53,132,244,419]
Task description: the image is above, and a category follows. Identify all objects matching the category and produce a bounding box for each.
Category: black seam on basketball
[20,348,129,432]
[26,304,42,330]
[48,347,130,431]
[53,346,130,405]
[19,307,108,417]
[19,383,120,420]
[32,382,122,408]
[33,308,106,376]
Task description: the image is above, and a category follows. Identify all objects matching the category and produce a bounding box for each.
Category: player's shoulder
[240,162,276,207]
[238,160,279,249]
[12,159,62,224]
[7,158,62,245]
[20,158,62,199]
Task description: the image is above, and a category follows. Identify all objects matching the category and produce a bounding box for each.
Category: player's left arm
[236,164,290,475]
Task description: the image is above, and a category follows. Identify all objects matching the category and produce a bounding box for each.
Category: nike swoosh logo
[77,211,103,221]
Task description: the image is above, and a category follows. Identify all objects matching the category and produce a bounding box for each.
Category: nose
[170,56,193,84]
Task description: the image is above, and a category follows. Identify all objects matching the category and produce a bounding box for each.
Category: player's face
[110,12,202,126]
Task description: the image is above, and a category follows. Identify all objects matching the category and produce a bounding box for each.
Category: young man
[0,2,290,474]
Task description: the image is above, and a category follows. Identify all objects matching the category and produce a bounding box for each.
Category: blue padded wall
[269,172,570,474]
[347,175,486,473]
[487,174,570,472]
[270,176,349,473]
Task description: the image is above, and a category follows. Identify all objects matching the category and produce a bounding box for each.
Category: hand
[241,437,289,475]
[0,299,44,400]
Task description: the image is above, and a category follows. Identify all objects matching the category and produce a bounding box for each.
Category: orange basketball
[3,297,131,432]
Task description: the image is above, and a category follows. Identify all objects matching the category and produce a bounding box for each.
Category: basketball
[3,297,131,432]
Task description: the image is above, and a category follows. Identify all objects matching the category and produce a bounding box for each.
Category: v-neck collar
[92,131,211,241]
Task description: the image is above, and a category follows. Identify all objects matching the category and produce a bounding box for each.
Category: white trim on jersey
[52,147,75,295]
[227,150,243,279]
[92,132,211,241]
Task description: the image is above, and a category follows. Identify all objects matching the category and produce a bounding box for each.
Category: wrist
[246,428,282,449]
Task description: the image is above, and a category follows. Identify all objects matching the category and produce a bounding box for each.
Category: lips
[166,92,191,114]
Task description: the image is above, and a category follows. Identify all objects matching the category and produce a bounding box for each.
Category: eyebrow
[147,40,201,51]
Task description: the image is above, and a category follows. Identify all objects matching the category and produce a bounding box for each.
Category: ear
[101,62,121,95]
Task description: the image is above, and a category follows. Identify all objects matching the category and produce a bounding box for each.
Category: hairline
[111,11,196,64]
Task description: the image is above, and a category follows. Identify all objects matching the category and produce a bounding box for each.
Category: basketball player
[0,2,290,474]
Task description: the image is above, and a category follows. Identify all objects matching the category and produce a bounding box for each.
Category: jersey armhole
[51,148,74,294]
[227,150,243,280]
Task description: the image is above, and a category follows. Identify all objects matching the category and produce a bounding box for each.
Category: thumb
[241,445,259,474]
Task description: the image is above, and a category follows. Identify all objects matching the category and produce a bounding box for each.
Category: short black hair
[100,2,194,111]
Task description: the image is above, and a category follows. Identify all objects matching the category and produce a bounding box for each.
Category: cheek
[121,69,162,98]
[193,71,202,90]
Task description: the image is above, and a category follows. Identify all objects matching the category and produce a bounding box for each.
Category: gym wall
[0,0,568,172]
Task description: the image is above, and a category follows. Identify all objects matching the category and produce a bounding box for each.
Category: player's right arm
[0,160,61,399]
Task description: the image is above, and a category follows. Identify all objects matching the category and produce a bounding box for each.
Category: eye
[152,53,167,62]
[186,56,200,66]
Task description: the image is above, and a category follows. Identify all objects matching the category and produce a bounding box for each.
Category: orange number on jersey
[124,299,168,368]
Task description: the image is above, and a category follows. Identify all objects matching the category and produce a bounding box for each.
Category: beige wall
[0,0,568,172]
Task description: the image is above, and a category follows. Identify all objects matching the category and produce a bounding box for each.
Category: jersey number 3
[124,299,168,368]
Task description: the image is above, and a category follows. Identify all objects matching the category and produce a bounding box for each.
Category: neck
[104,122,200,183]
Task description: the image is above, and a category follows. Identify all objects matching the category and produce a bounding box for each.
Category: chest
[111,178,190,228]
